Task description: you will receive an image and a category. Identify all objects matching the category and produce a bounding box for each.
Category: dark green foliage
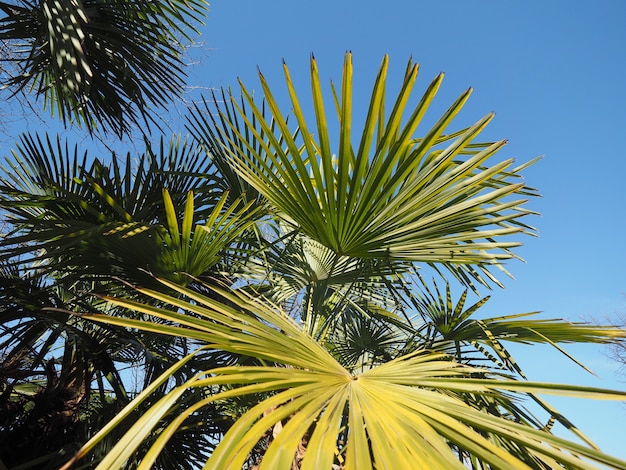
[0,0,209,136]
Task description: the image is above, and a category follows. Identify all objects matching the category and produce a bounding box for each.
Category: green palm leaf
[0,133,229,287]
[413,278,626,367]
[242,225,408,321]
[155,188,258,285]
[194,53,539,288]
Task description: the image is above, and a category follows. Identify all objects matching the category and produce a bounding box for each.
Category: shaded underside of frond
[0,0,209,135]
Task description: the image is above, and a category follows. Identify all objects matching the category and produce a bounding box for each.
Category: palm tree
[49,53,626,469]
[0,132,259,468]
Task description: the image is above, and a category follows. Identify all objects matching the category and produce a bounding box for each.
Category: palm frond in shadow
[0,0,209,136]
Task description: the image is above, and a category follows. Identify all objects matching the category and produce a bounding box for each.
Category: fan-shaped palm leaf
[412,278,626,371]
[155,188,259,285]
[237,222,417,355]
[0,262,234,469]
[409,276,626,449]
[192,53,540,289]
[0,133,231,287]
[62,280,626,469]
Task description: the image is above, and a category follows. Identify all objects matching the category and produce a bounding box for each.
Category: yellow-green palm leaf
[65,281,626,470]
[196,53,540,288]
[155,189,258,285]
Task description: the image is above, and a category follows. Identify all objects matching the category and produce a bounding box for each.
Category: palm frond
[63,280,626,470]
[412,277,626,370]
[0,0,209,135]
[186,89,265,207]
[193,53,539,289]
[155,189,259,285]
[0,133,230,287]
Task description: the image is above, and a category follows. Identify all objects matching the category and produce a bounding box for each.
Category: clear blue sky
[2,0,625,461]
[197,0,626,458]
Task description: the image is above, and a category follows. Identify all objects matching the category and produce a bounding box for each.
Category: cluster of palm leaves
[0,0,209,135]
[1,33,626,470]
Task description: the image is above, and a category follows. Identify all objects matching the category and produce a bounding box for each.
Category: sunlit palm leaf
[0,262,233,469]
[413,277,626,361]
[194,53,540,288]
[65,280,626,469]
[411,277,626,451]
[156,189,258,285]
